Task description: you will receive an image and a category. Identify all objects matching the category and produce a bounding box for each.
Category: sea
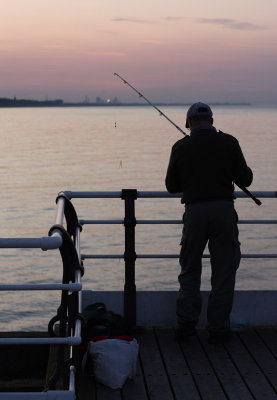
[0,104,276,330]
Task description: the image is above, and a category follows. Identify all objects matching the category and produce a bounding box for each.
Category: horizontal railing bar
[0,336,82,345]
[80,219,277,225]
[82,254,124,259]
[0,230,63,250]
[62,190,277,200]
[137,191,277,199]
[81,254,277,260]
[136,254,277,259]
[0,391,75,399]
[0,283,82,291]
[136,219,277,225]
[0,320,83,345]
[238,220,277,224]
[80,219,123,225]
[63,190,122,199]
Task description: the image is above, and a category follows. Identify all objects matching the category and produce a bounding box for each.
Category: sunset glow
[0,0,276,103]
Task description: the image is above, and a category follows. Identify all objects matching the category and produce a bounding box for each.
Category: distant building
[112,97,120,104]
[95,96,120,104]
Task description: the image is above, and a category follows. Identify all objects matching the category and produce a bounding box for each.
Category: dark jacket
[165,127,253,204]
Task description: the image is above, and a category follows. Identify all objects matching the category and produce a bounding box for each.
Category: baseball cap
[186,102,213,128]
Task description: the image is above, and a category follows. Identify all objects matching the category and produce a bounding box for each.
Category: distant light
[106,98,111,103]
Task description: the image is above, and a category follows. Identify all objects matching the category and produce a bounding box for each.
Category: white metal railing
[0,189,276,398]
[0,283,81,291]
[62,190,277,260]
[0,194,83,399]
[0,392,75,399]
[0,231,62,250]
[61,189,277,327]
[62,190,277,199]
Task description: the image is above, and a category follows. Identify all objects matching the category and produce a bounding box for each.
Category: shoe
[175,325,196,341]
[208,331,232,345]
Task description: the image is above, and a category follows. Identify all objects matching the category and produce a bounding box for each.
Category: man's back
[166,127,253,204]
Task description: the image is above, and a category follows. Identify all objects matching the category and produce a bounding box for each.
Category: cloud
[79,51,126,57]
[96,30,119,36]
[140,40,166,45]
[164,16,185,21]
[43,44,70,50]
[112,17,155,24]
[231,43,277,50]
[0,44,14,52]
[198,18,265,31]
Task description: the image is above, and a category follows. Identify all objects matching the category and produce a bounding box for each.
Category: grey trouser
[177,200,241,332]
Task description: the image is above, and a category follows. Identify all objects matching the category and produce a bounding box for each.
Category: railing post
[121,189,137,328]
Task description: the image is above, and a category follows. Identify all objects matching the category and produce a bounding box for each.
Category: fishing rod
[114,72,262,206]
[114,73,187,137]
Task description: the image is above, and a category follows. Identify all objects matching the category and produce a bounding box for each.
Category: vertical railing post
[121,189,137,328]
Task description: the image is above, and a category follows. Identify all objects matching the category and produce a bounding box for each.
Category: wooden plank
[238,329,277,392]
[78,374,121,400]
[136,329,175,400]
[95,383,121,400]
[77,363,121,400]
[178,331,227,400]
[256,327,277,358]
[224,330,277,399]
[121,360,148,400]
[155,328,201,400]
[198,331,253,400]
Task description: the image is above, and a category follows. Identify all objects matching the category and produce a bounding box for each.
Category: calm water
[0,104,276,330]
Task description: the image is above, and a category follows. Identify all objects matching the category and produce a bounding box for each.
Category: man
[165,102,253,343]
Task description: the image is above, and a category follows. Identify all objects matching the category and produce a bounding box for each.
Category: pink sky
[0,0,276,103]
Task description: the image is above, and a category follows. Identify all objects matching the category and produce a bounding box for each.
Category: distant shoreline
[0,97,252,108]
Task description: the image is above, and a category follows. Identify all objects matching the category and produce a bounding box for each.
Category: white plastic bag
[83,337,139,389]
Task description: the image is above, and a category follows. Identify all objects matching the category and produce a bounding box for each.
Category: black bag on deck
[82,302,129,342]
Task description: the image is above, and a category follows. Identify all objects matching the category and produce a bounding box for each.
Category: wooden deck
[78,327,277,400]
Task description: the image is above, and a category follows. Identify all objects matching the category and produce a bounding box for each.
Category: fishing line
[114,72,261,206]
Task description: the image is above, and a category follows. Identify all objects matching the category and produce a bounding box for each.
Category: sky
[0,0,276,104]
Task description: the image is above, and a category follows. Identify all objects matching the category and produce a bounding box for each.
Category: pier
[79,326,277,400]
[0,190,276,399]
